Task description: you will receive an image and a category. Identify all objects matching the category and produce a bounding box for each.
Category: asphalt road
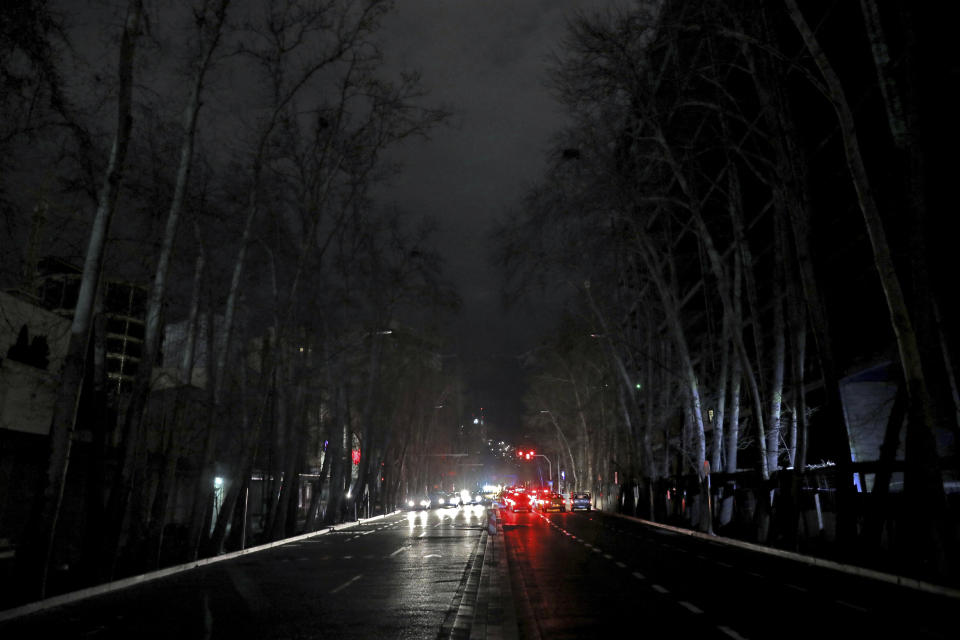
[3,505,957,639]
[0,507,488,639]
[500,507,957,640]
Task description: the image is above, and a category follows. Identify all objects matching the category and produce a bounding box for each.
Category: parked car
[539,493,566,512]
[570,492,592,511]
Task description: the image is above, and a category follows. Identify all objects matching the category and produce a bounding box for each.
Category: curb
[607,511,960,600]
[470,507,517,640]
[0,511,398,622]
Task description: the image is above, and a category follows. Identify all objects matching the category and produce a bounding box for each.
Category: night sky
[374,0,620,435]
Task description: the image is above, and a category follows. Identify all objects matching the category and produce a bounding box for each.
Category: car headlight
[407,500,414,507]
[437,497,444,505]
[420,499,430,507]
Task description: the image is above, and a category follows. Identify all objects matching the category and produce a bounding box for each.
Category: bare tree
[17,0,144,599]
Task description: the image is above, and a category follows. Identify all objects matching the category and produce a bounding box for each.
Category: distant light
[473,418,479,424]
[214,477,223,488]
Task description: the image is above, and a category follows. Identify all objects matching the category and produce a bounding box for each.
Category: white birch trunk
[24,0,143,598]
[786,0,946,568]
[766,217,787,474]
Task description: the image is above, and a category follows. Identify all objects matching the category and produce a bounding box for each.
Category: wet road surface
[500,507,957,639]
[0,506,488,639]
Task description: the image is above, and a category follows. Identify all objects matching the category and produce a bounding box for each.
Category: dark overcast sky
[375,0,620,434]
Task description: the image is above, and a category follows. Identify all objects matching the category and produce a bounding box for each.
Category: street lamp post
[538,410,577,490]
[534,454,552,487]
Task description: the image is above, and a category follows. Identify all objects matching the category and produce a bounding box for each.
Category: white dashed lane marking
[678,601,703,614]
[836,600,868,613]
[329,574,363,594]
[652,584,669,594]
[632,572,645,580]
[615,561,627,569]
[718,625,749,640]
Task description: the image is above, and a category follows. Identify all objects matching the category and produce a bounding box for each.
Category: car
[405,496,431,510]
[506,490,533,512]
[445,492,462,507]
[460,489,482,505]
[570,492,592,511]
[527,487,548,508]
[539,493,566,512]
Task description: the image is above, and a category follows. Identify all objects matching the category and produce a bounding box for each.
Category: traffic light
[517,449,535,460]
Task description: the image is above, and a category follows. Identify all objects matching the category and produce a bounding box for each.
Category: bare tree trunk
[864,381,906,554]
[711,311,730,474]
[783,210,807,472]
[305,420,333,531]
[208,355,270,555]
[720,255,743,527]
[143,400,179,571]
[18,0,143,599]
[723,161,768,480]
[104,1,230,572]
[786,0,947,574]
[184,305,219,561]
[634,230,708,486]
[323,381,348,526]
[766,215,787,474]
